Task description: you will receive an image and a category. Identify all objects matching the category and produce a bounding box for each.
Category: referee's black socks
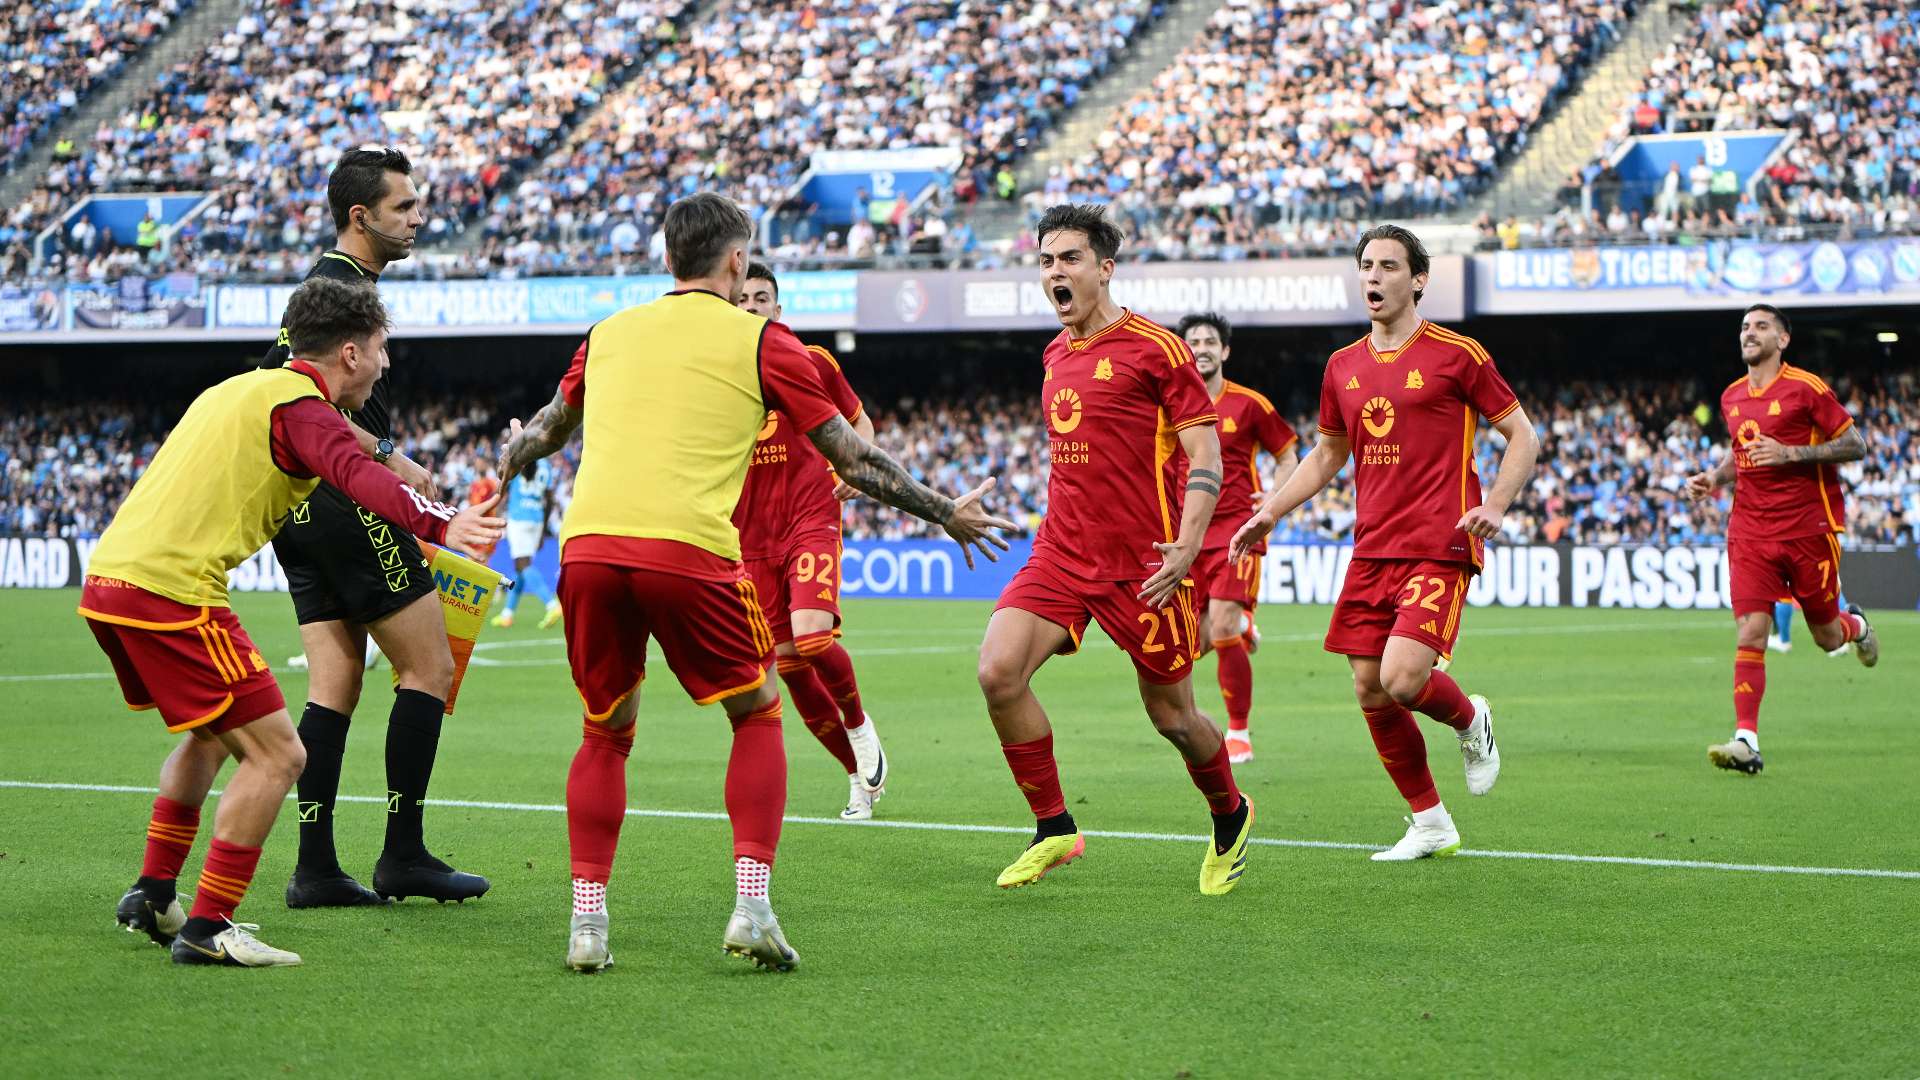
[383,688,445,861]
[294,703,352,874]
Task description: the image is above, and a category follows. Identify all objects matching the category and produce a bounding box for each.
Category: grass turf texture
[1,590,1915,1078]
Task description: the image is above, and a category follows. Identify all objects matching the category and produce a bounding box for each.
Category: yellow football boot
[1199,796,1253,895]
[995,832,1084,889]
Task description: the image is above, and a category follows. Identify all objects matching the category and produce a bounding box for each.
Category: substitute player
[491,456,562,629]
[1685,303,1878,774]
[1176,312,1298,764]
[264,147,490,907]
[92,278,501,966]
[494,193,1014,973]
[734,263,890,820]
[978,204,1254,897]
[1232,225,1539,861]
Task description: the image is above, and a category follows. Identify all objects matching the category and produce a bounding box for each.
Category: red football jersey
[1192,380,1297,552]
[1034,310,1218,581]
[1720,363,1853,541]
[1317,321,1519,568]
[733,344,863,560]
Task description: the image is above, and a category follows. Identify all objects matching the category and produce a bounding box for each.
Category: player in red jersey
[979,204,1254,895]
[1175,312,1298,764]
[1233,225,1539,861]
[1685,303,1877,774]
[466,470,502,565]
[733,263,890,820]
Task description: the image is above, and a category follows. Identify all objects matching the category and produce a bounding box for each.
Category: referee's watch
[373,438,394,464]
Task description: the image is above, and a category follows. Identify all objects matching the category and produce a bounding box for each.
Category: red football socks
[1001,733,1067,820]
[1183,740,1243,815]
[567,720,634,883]
[798,633,866,730]
[142,796,200,882]
[777,658,856,773]
[1364,704,1439,812]
[1409,670,1474,731]
[726,698,787,865]
[1734,648,1766,734]
[188,838,262,923]
[1213,635,1253,731]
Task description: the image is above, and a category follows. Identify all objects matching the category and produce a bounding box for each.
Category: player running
[1685,303,1878,774]
[1176,312,1299,764]
[491,456,562,629]
[733,263,890,820]
[495,193,1014,973]
[266,146,491,908]
[979,204,1253,896]
[90,279,501,966]
[1232,224,1539,861]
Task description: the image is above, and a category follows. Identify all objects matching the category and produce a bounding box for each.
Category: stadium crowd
[0,0,191,170]
[8,368,1915,549]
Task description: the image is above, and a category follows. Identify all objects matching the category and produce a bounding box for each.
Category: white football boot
[1457,694,1501,796]
[1370,814,1462,862]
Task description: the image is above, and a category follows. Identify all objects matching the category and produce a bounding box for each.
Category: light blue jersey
[508,458,552,524]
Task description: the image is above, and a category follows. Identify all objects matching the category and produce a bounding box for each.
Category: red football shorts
[1728,532,1845,624]
[1324,557,1471,661]
[1191,546,1261,612]
[78,577,284,735]
[742,529,842,644]
[558,560,774,715]
[995,556,1201,685]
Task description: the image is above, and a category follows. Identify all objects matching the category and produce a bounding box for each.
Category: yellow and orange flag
[408,541,512,714]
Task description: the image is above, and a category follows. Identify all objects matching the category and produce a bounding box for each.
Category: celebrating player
[266,147,491,907]
[1685,303,1878,774]
[734,263,890,821]
[1232,225,1539,861]
[90,279,502,966]
[978,204,1254,896]
[1176,312,1299,764]
[491,456,562,629]
[495,193,1015,973]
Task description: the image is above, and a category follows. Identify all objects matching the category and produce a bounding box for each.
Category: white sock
[572,878,606,916]
[1412,803,1452,829]
[1227,727,1251,741]
[1734,729,1758,751]
[735,856,770,902]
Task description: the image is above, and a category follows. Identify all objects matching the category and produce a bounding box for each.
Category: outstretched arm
[1230,432,1351,560]
[806,415,1017,568]
[498,386,583,480]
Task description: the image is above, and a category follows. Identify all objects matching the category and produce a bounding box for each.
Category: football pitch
[2,590,1915,1078]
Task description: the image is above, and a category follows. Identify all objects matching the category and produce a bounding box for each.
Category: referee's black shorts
[274,483,436,626]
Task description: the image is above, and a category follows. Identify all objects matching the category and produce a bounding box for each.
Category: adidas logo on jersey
[1768,400,1781,416]
[1405,369,1425,390]
[1345,376,1361,391]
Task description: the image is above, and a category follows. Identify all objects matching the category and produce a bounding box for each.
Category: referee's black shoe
[373,851,490,903]
[285,867,391,909]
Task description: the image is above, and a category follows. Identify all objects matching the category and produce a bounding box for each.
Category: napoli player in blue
[492,457,562,629]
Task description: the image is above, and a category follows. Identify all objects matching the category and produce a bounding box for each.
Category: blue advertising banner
[1477,238,1920,314]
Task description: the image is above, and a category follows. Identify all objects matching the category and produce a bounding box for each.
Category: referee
[265,146,489,907]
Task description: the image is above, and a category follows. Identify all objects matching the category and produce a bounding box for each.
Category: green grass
[1,590,1916,1078]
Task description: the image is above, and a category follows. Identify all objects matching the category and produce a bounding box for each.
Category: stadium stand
[8,370,1915,547]
[0,0,192,171]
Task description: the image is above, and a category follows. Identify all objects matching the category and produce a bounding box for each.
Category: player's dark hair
[284,277,389,357]
[746,261,779,300]
[1355,224,1430,304]
[1037,203,1124,263]
[1177,312,1232,348]
[328,146,413,231]
[665,193,753,280]
[1743,303,1791,337]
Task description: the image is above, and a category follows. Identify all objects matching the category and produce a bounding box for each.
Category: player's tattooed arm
[497,386,583,480]
[807,415,1017,569]
[1769,426,1867,466]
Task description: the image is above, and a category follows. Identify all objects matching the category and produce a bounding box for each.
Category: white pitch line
[3,779,1915,882]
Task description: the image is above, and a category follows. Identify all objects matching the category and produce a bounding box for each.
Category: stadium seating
[1045,0,1632,258]
[0,0,192,170]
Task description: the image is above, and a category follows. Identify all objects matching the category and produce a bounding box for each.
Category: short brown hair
[284,277,389,357]
[746,260,779,300]
[665,193,753,280]
[1037,203,1124,263]
[1354,224,1430,303]
[1743,302,1791,336]
[328,146,413,231]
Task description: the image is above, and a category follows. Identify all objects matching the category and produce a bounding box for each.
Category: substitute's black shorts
[274,483,436,626]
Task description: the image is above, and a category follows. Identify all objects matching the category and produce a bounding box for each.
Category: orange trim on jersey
[1125,316,1192,370]
[581,675,645,724]
[1067,309,1134,350]
[806,344,841,371]
[212,624,249,681]
[1169,412,1219,433]
[1316,424,1345,437]
[1366,321,1430,364]
[734,580,772,655]
[163,693,235,734]
[196,625,238,684]
[1154,408,1178,543]
[1219,381,1278,413]
[1811,428,1845,533]
[693,669,769,707]
[1485,399,1521,425]
[1743,365,1787,398]
[76,605,212,632]
[127,701,157,712]
[1823,415,1855,441]
[1458,406,1475,521]
[1780,364,1832,395]
[1441,571,1467,642]
[1426,324,1493,366]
